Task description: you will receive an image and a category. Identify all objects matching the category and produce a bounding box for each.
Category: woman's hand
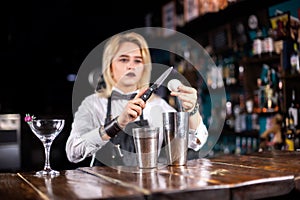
[117,89,147,128]
[170,85,198,112]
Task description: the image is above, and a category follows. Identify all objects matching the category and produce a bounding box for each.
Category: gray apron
[94,96,149,166]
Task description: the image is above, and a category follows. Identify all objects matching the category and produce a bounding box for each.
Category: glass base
[35,169,60,177]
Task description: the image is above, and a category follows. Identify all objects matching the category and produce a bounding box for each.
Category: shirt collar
[112,87,139,95]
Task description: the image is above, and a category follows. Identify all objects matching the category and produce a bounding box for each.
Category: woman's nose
[127,61,136,70]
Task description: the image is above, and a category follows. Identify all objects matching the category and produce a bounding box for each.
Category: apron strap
[105,96,112,124]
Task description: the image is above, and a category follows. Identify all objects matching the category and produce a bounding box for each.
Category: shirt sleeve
[188,120,208,151]
[65,94,108,163]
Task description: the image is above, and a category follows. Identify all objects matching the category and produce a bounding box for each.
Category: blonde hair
[97,32,152,98]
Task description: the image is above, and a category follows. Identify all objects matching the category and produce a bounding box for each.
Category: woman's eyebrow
[119,54,129,58]
[119,54,142,59]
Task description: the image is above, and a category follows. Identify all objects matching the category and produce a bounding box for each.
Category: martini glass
[28,119,65,176]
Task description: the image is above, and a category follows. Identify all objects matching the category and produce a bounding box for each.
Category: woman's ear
[96,74,106,92]
[110,65,114,78]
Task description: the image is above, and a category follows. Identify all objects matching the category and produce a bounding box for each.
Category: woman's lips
[125,72,136,77]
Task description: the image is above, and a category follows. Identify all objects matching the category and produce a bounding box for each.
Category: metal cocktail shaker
[162,112,189,166]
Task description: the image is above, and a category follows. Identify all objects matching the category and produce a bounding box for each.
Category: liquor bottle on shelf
[225,100,235,130]
[239,95,247,132]
[241,137,247,154]
[256,78,265,112]
[277,79,284,113]
[235,136,241,155]
[284,114,295,151]
[288,89,299,128]
[245,99,253,131]
[282,39,294,75]
[228,62,236,85]
[262,84,278,113]
[233,104,242,133]
[262,28,275,56]
[252,28,263,57]
[246,137,252,154]
[238,65,244,86]
[290,42,300,75]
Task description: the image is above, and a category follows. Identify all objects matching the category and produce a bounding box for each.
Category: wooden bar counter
[1,151,299,200]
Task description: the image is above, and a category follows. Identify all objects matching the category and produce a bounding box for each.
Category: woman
[65,32,208,166]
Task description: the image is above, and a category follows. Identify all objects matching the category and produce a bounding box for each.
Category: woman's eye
[119,58,129,63]
[134,59,142,64]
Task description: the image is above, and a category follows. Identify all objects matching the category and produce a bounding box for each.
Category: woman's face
[111,42,144,92]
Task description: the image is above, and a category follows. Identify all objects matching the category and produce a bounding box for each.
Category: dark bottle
[288,89,299,128]
[277,79,284,113]
[290,43,300,75]
[262,84,278,113]
[285,114,295,151]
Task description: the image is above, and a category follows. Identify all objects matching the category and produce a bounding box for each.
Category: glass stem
[43,139,53,171]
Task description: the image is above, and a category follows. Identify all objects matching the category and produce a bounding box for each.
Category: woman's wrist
[116,116,126,129]
[103,117,122,138]
[189,102,199,116]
